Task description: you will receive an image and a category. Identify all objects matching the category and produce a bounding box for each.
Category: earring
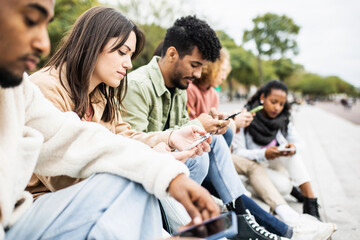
[260,100,264,104]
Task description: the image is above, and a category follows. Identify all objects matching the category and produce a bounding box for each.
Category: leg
[273,155,321,219]
[206,135,246,204]
[232,154,287,210]
[184,153,210,184]
[265,168,293,196]
[275,154,312,196]
[6,173,162,240]
[241,195,291,237]
[160,153,210,233]
[222,128,234,147]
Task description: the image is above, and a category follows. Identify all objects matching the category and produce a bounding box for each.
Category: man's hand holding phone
[197,113,229,135]
[208,108,230,135]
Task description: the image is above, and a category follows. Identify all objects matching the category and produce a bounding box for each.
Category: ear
[166,46,179,63]
[260,93,265,103]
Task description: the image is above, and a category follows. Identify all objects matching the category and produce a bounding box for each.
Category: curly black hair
[162,16,221,62]
[245,80,291,135]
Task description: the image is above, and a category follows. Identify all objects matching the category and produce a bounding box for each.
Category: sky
[103,0,360,87]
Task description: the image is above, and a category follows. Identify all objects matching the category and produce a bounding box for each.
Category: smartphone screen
[175,212,237,239]
[183,133,211,151]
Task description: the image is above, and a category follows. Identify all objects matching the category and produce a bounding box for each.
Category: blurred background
[42,0,360,122]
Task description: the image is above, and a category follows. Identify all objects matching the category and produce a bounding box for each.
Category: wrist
[168,130,176,151]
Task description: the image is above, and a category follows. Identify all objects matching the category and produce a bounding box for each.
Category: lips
[117,71,126,77]
[23,56,40,71]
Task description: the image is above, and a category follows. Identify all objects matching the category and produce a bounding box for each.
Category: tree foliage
[243,13,300,83]
[273,57,303,81]
[39,0,100,67]
[40,0,357,98]
[291,73,357,96]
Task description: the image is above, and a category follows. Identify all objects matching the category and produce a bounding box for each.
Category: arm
[232,128,267,162]
[115,113,170,148]
[186,86,199,120]
[24,79,189,199]
[285,122,305,152]
[121,79,155,132]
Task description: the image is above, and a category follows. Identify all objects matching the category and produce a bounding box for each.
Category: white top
[232,122,304,162]
[0,75,189,237]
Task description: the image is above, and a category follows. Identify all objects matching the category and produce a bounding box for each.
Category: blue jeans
[186,134,246,204]
[6,174,163,240]
[242,195,290,237]
[188,134,290,237]
[222,128,234,147]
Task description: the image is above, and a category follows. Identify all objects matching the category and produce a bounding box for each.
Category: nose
[275,104,281,111]
[123,56,133,70]
[32,26,50,56]
[193,67,202,79]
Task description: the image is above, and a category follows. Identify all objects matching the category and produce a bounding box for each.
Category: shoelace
[245,210,278,240]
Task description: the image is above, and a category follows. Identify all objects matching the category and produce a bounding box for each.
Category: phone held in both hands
[278,145,296,152]
[174,211,238,240]
[184,133,211,151]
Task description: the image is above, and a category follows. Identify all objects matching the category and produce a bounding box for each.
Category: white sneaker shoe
[291,214,337,240]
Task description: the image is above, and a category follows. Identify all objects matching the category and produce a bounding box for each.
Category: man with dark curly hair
[123,16,293,240]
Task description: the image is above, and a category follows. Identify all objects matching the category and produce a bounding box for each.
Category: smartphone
[184,133,211,151]
[221,111,242,121]
[278,146,296,151]
[249,105,264,113]
[174,211,238,240]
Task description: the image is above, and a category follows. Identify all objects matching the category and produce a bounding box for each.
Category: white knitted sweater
[0,76,189,238]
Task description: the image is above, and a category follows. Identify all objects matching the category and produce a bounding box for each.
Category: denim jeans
[162,134,247,232]
[185,135,247,203]
[222,128,234,147]
[241,195,290,237]
[6,173,163,240]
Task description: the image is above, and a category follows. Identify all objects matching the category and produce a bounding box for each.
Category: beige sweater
[27,68,174,198]
[0,75,189,238]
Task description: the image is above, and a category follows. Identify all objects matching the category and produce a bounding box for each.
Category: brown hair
[193,48,231,86]
[45,6,145,122]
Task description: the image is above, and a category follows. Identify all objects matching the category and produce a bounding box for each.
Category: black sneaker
[303,197,321,221]
[229,210,289,240]
[290,186,305,202]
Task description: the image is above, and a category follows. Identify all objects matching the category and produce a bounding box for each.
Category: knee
[186,154,210,183]
[265,170,292,195]
[210,134,230,154]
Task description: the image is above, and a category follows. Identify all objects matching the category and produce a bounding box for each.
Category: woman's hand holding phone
[278,143,296,156]
[234,109,254,129]
[265,146,282,160]
[169,126,212,155]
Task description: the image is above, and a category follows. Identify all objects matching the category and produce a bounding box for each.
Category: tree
[273,57,303,81]
[116,0,190,27]
[243,13,300,84]
[132,24,166,70]
[39,0,100,67]
[217,31,258,100]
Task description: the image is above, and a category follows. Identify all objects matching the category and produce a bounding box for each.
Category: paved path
[314,101,360,125]
[219,101,360,239]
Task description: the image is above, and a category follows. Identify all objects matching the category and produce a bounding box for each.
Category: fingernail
[193,216,202,225]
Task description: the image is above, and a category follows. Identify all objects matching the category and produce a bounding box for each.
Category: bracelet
[167,130,176,152]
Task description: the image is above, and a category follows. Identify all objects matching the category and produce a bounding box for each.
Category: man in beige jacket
[0,0,220,239]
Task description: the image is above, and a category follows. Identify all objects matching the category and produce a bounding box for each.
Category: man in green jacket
[123,15,294,240]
